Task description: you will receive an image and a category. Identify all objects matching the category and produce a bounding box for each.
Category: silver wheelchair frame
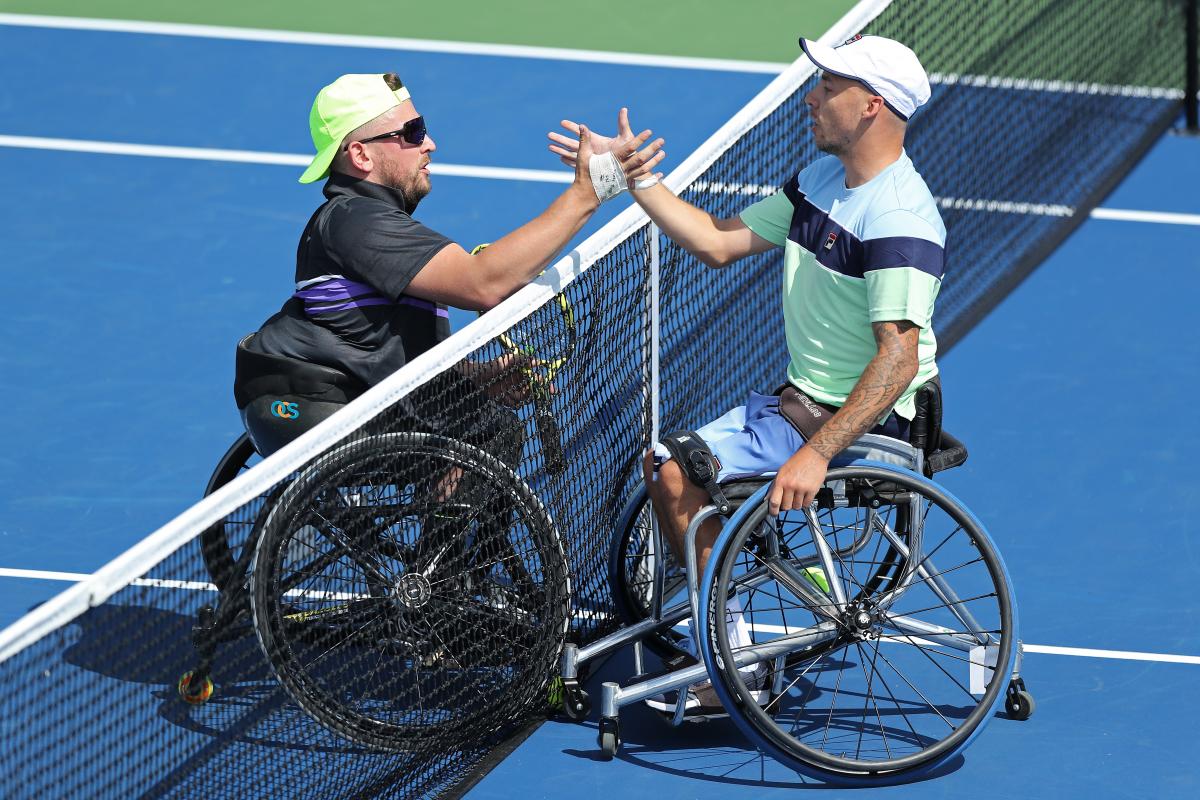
[559,434,1031,779]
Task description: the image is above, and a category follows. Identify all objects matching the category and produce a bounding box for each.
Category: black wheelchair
[178,429,572,751]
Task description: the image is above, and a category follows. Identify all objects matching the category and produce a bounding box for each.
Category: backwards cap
[299,73,412,184]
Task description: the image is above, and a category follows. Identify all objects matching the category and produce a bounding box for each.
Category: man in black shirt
[236,72,649,458]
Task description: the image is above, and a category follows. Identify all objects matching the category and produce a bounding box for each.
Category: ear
[345,141,374,173]
[862,94,886,121]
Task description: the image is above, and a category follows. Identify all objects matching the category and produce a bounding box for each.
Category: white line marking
[1022,644,1200,665]
[927,72,1184,100]
[1089,207,1200,226]
[0,13,787,74]
[6,136,1198,226]
[2,567,1194,663]
[5,14,1191,99]
[0,135,573,183]
[0,567,216,592]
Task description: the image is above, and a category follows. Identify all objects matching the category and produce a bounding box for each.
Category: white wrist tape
[632,175,660,191]
[588,151,628,203]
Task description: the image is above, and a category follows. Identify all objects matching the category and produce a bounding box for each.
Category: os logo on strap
[270,400,300,420]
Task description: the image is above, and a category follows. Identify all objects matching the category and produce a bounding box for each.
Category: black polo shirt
[249,172,454,388]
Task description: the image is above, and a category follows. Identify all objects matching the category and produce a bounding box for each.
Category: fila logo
[823,232,839,251]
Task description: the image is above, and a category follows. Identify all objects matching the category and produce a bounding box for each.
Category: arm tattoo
[806,321,919,460]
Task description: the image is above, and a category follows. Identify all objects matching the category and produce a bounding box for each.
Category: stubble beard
[391,166,431,210]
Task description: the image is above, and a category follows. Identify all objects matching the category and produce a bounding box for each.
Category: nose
[804,88,818,110]
[422,133,437,153]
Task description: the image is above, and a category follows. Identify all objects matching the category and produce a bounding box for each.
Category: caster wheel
[599,731,619,760]
[561,680,591,721]
[597,716,620,760]
[1005,689,1035,720]
[178,671,214,705]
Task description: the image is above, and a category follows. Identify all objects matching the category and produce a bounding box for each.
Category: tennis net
[0,0,1192,797]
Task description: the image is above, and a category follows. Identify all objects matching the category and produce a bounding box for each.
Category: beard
[813,129,847,156]
[389,167,431,211]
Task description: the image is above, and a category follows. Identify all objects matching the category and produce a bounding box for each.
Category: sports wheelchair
[557,384,1033,785]
[177,430,572,751]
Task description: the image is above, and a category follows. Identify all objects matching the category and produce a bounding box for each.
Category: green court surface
[0,0,858,62]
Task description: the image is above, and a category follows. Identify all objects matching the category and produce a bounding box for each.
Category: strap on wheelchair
[909,377,944,458]
[659,430,731,515]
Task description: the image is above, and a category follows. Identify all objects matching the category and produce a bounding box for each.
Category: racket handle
[534,403,565,474]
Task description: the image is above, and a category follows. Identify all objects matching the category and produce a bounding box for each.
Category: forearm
[805,344,918,461]
[475,184,599,301]
[630,184,739,268]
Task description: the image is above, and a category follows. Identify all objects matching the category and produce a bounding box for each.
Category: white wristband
[588,151,628,203]
[632,175,660,191]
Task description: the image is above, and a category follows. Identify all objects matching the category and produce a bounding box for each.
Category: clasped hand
[548,107,667,189]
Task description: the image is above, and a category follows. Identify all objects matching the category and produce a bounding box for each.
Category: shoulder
[795,155,842,193]
[864,158,944,244]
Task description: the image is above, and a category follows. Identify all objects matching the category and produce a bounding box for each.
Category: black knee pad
[658,430,730,515]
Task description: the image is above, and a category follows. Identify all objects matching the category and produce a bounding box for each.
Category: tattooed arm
[768,320,920,514]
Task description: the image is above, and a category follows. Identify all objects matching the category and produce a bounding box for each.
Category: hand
[549,108,666,187]
[462,354,553,408]
[768,446,830,516]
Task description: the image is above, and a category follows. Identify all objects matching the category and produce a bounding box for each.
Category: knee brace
[657,430,730,515]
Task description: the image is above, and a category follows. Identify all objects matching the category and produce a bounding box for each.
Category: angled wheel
[250,432,571,751]
[199,434,270,598]
[699,465,1016,785]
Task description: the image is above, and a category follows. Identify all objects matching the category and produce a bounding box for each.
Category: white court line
[0,567,216,592]
[1089,207,1200,226]
[3,566,1196,664]
[3,13,1189,101]
[0,13,787,74]
[0,135,573,184]
[3,135,1200,226]
[1022,644,1200,665]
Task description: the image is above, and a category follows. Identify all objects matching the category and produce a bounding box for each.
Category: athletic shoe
[644,598,769,720]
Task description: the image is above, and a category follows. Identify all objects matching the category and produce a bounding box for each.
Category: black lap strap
[659,430,730,515]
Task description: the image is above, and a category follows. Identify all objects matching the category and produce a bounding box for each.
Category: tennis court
[1,1,1197,797]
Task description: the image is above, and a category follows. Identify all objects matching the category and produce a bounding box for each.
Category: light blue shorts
[652,391,804,483]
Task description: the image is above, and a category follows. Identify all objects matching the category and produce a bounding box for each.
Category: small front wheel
[597,717,620,760]
[561,680,591,721]
[1005,681,1036,721]
[177,671,214,705]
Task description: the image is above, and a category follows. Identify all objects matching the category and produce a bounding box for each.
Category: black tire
[705,465,1016,782]
[250,432,571,751]
[199,434,264,596]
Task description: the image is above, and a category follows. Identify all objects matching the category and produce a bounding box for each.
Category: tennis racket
[471,243,577,474]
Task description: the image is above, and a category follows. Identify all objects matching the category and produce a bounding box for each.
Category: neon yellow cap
[299,73,412,184]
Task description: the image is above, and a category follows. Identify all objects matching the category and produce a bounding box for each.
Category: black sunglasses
[349,116,427,148]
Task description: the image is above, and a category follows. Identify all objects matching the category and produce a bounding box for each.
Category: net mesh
[0,1,1190,798]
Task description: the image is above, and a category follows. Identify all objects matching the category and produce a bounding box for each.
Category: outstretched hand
[549,108,667,188]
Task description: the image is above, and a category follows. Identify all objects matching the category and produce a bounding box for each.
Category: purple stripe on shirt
[399,296,449,318]
[305,297,396,315]
[294,278,381,304]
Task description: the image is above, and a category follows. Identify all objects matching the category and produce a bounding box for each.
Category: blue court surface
[2,16,1199,800]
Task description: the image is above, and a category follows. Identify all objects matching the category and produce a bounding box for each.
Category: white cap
[799,34,931,120]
